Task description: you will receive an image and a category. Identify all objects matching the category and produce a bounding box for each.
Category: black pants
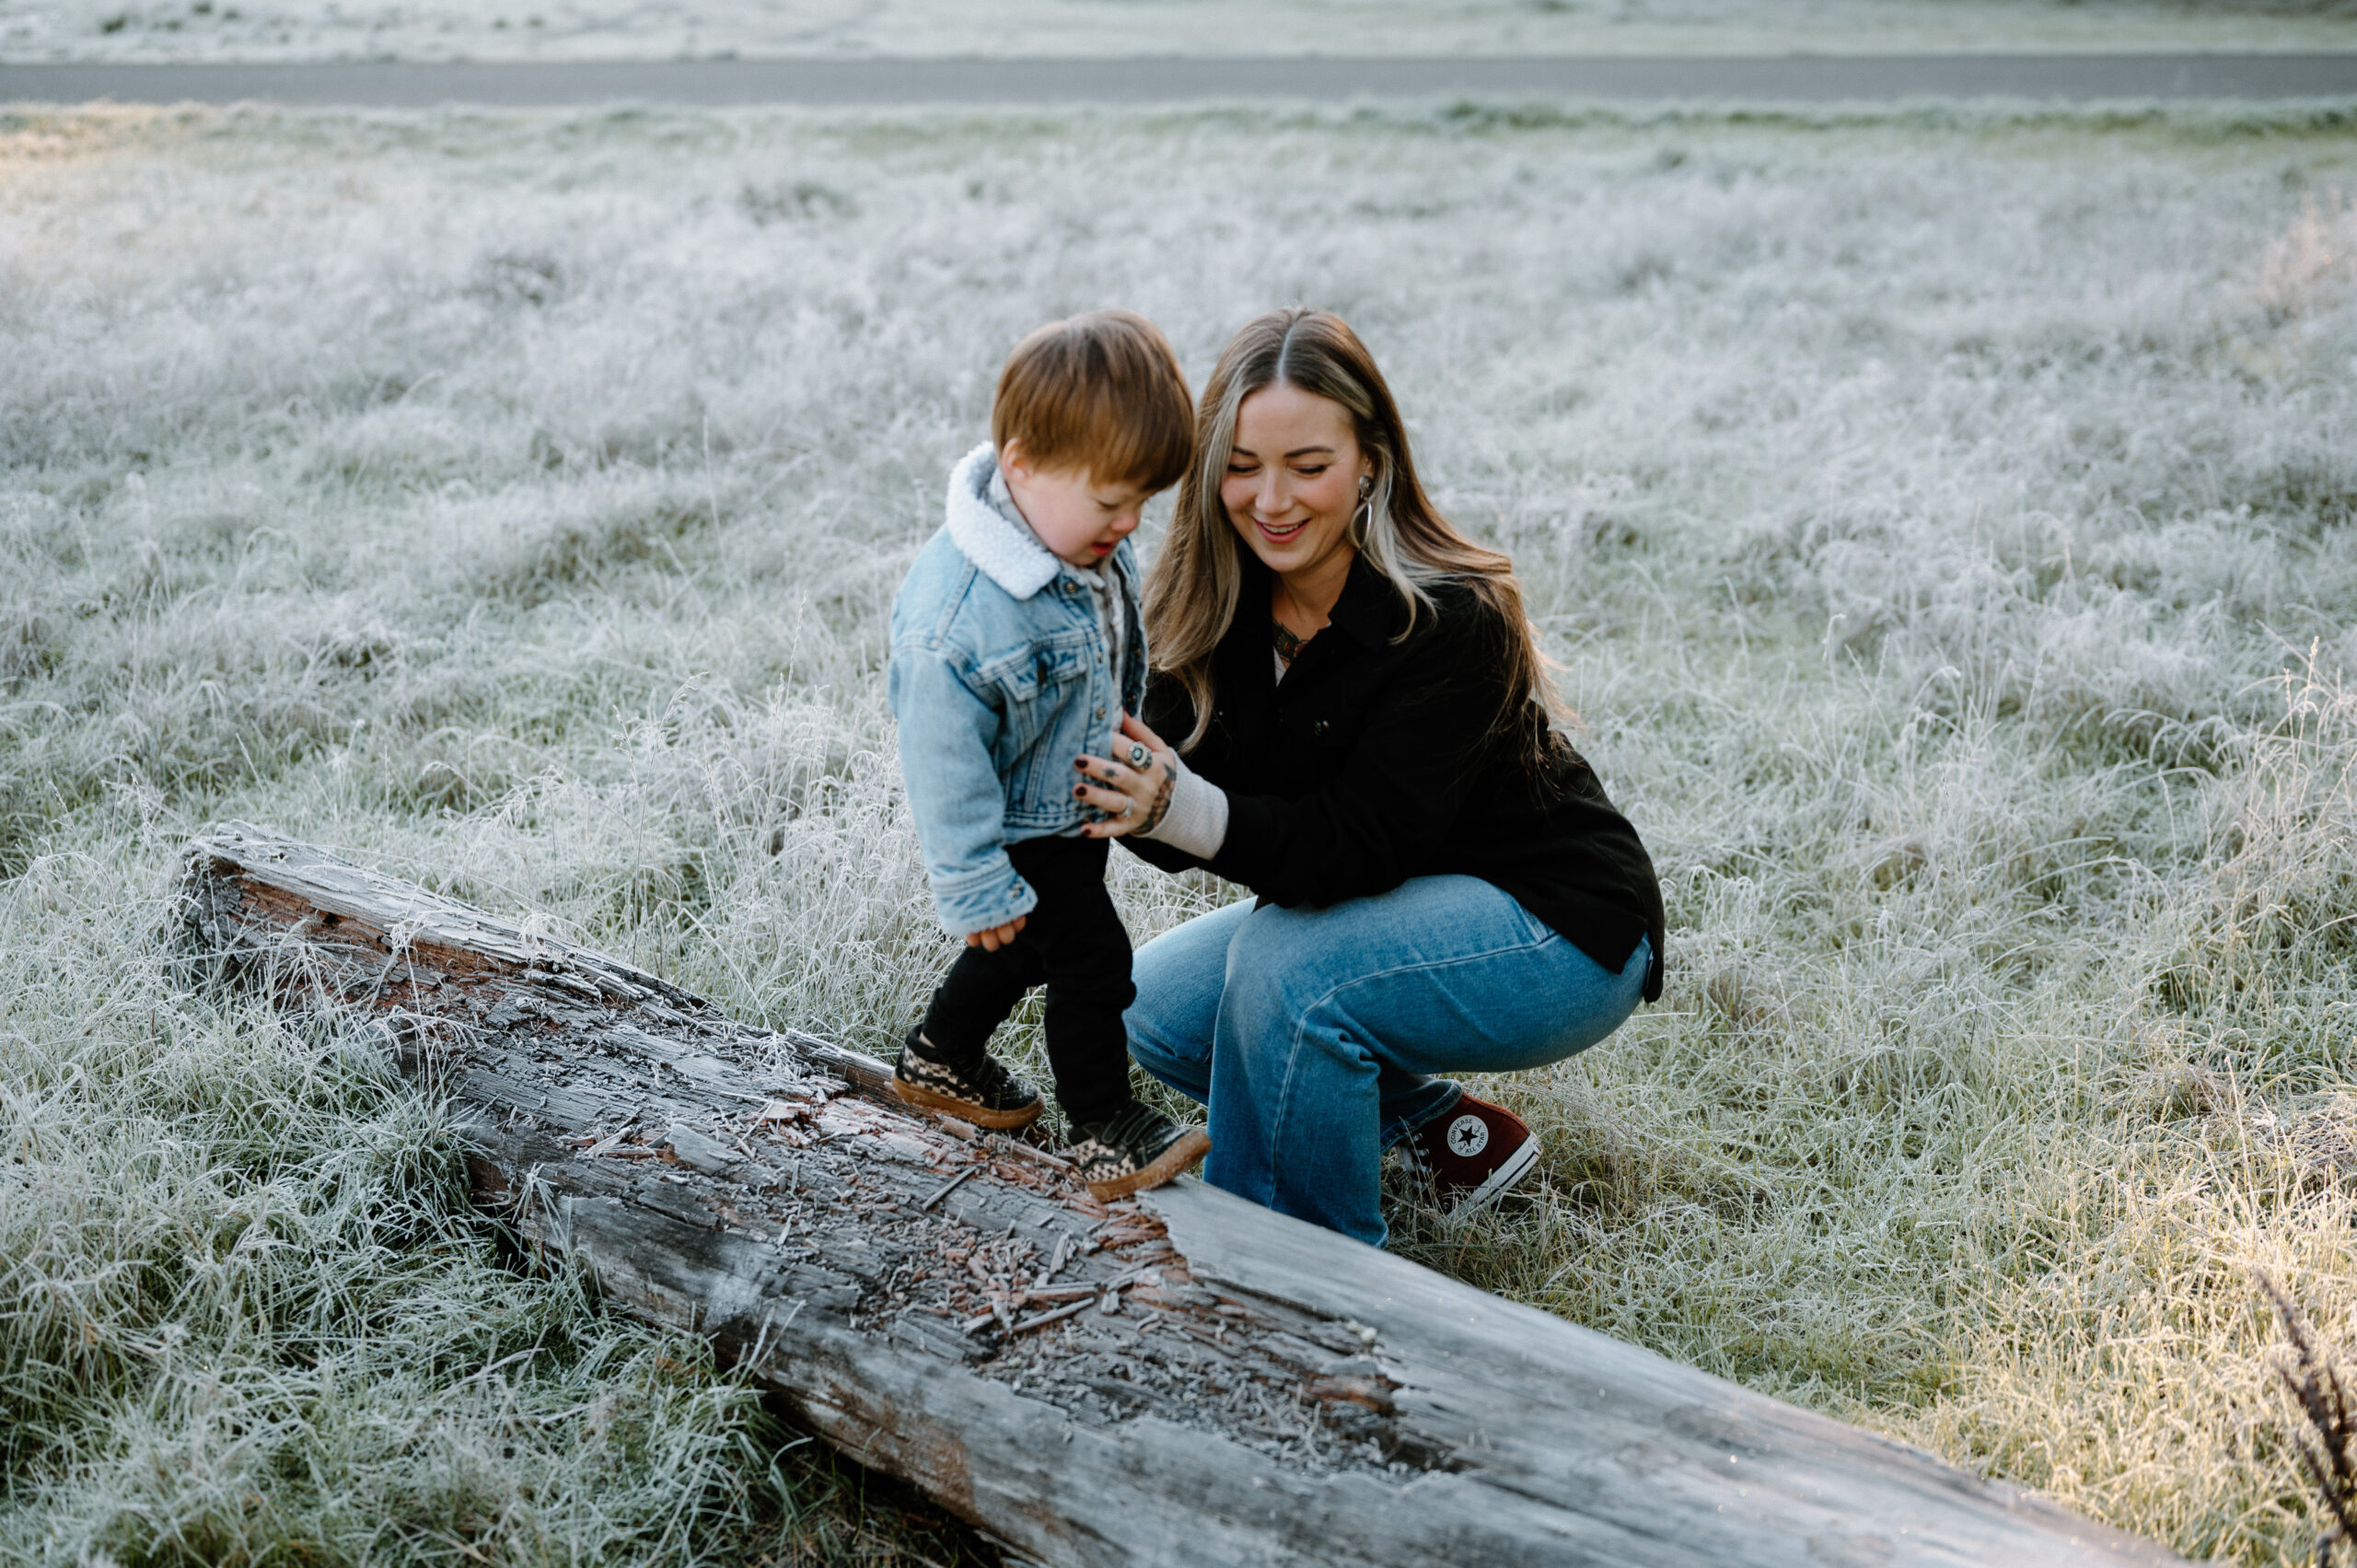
[920,835,1135,1128]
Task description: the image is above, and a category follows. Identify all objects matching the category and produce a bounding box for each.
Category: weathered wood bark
[180,822,2191,1568]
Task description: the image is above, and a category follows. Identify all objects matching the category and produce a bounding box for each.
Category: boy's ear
[998,438,1031,484]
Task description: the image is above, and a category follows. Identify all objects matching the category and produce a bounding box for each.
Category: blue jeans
[1126,875,1650,1248]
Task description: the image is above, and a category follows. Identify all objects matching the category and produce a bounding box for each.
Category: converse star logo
[1446,1114,1489,1157]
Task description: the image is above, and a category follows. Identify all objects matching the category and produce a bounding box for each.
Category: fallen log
[179,822,2190,1568]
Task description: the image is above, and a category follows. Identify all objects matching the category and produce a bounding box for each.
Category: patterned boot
[891,1028,1045,1129]
[1066,1102,1212,1201]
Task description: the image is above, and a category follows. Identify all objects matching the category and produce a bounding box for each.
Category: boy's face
[1001,443,1155,569]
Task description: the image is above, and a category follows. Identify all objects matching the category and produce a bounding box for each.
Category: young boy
[887,310,1210,1201]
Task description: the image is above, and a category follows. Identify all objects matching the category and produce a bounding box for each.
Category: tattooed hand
[1137,761,1176,834]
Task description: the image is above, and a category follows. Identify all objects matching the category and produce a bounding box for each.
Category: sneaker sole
[1084,1128,1212,1202]
[1445,1135,1540,1216]
[892,1077,1044,1130]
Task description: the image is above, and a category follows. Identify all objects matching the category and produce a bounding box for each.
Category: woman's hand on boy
[965,914,1028,951]
[1074,713,1177,839]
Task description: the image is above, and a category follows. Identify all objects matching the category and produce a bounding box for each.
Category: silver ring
[1126,741,1152,770]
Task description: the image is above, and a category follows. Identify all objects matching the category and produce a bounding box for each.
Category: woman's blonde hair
[1144,308,1563,765]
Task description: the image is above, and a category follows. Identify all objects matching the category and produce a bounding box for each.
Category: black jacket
[1127,555,1666,1002]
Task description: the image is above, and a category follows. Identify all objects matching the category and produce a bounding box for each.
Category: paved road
[4,52,2355,107]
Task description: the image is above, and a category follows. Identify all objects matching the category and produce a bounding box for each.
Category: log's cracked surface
[180,822,2190,1568]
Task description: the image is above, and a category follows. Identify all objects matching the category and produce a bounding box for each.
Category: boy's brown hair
[991,310,1193,493]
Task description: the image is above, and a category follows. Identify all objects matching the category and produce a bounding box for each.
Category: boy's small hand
[965,915,1027,951]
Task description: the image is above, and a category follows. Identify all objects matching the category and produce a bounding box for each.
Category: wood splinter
[922,1167,978,1209]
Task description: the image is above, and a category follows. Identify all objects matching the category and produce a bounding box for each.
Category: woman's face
[1220,381,1372,589]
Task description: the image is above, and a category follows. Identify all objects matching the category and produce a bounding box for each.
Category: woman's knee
[1125,973,1202,1063]
[1126,999,1209,1103]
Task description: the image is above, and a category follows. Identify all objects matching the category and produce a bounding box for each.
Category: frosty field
[4,97,2357,1564]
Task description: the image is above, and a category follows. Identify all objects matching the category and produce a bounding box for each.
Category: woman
[1073,308,1665,1248]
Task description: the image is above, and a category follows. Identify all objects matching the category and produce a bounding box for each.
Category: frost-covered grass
[5,98,2357,1564]
[7,0,2357,65]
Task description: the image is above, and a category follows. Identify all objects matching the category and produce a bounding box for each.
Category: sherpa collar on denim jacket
[944,443,1060,599]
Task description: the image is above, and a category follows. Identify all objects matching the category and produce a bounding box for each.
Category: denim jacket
[888,444,1147,937]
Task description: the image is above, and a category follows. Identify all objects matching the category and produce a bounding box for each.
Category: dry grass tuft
[2262,1273,2357,1568]
[2258,191,2357,324]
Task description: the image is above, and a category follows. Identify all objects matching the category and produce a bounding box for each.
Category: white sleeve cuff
[1140,754,1228,859]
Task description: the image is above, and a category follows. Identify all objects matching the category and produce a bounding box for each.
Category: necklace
[1271,620,1306,668]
